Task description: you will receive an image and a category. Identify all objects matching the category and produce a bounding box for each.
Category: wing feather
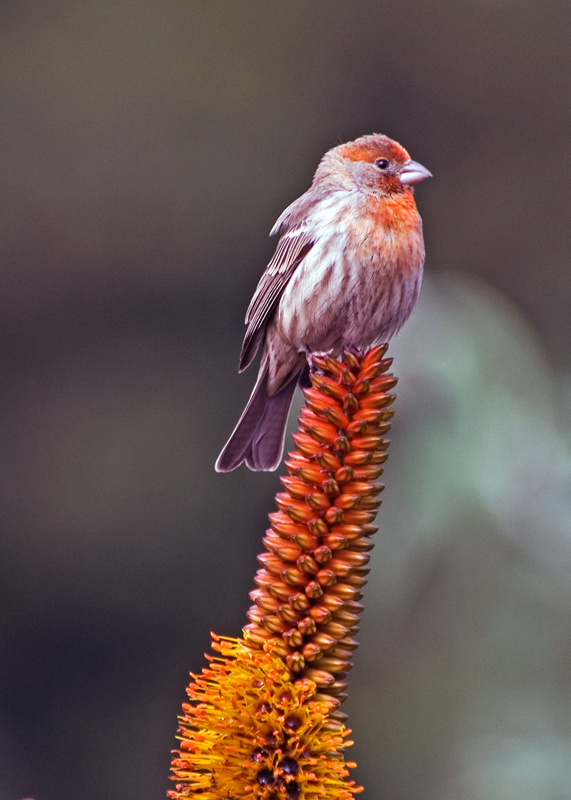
[239,229,314,371]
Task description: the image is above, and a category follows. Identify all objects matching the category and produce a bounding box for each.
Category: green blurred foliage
[0,2,570,800]
[350,276,571,799]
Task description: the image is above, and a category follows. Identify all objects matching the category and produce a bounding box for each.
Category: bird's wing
[239,229,314,372]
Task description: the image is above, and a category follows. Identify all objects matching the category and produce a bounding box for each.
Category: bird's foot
[306,349,336,374]
[342,346,362,359]
[342,347,364,371]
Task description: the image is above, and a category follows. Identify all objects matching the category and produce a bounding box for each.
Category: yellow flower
[169,636,362,800]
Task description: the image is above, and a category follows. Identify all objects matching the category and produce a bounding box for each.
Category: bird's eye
[375,158,389,169]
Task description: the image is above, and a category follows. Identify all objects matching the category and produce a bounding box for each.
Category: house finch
[216,133,431,473]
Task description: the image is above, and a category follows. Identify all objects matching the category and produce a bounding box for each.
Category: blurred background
[0,2,570,798]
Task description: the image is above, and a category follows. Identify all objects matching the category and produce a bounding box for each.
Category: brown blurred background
[1,2,571,799]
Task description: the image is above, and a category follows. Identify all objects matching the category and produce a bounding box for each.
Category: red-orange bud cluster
[244,345,396,722]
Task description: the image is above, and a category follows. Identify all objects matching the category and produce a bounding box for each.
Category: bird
[215,133,431,473]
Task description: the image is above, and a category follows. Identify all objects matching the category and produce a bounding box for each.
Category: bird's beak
[399,160,432,185]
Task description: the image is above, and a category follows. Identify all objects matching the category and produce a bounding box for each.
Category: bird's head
[315,133,431,196]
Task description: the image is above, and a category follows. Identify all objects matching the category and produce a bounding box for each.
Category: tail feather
[245,377,299,471]
[215,360,303,472]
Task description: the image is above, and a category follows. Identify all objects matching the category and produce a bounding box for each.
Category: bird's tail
[215,358,306,472]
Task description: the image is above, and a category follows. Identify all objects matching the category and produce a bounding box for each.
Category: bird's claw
[342,347,363,360]
[306,349,336,374]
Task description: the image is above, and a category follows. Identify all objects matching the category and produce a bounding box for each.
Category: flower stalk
[170,345,396,799]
